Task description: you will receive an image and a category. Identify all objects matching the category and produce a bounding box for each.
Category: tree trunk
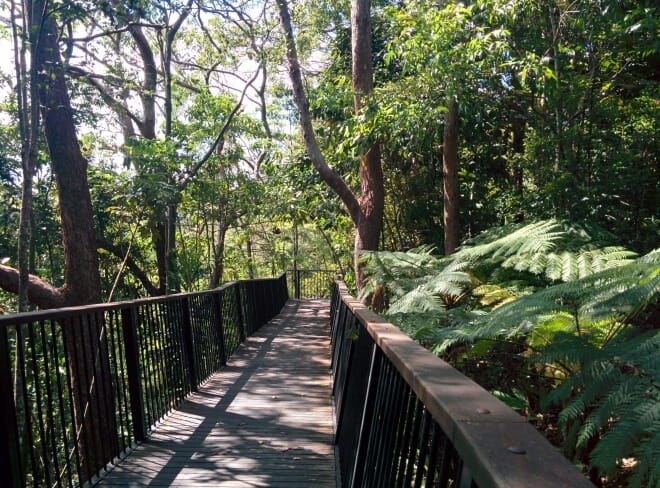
[166,202,180,293]
[351,0,384,289]
[277,0,384,293]
[153,222,168,295]
[31,2,117,477]
[443,97,460,255]
[511,116,525,192]
[246,235,255,279]
[210,215,228,288]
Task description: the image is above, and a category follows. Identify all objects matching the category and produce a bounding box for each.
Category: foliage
[542,328,659,487]
[363,221,659,484]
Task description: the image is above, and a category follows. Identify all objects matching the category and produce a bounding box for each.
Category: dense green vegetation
[362,221,658,485]
[0,0,657,485]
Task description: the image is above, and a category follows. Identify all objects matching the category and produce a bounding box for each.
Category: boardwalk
[98,300,336,488]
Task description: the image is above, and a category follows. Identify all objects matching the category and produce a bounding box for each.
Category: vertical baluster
[363,356,396,485]
[402,400,425,486]
[181,297,198,391]
[107,311,126,453]
[169,300,187,399]
[38,319,60,486]
[135,305,154,427]
[121,306,146,443]
[27,319,50,486]
[350,344,382,488]
[147,303,165,420]
[96,309,118,472]
[413,410,433,488]
[0,325,23,488]
[374,363,406,486]
[212,292,227,367]
[49,320,75,486]
[234,284,246,342]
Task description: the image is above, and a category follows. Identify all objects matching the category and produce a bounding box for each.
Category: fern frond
[545,328,660,484]
[387,285,446,313]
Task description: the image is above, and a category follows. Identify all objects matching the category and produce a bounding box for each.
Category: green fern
[453,219,637,283]
[436,253,659,351]
[362,221,658,485]
[542,330,660,487]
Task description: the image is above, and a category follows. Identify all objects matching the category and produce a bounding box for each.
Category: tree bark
[13,2,37,312]
[0,265,64,309]
[246,235,255,279]
[276,0,361,224]
[511,116,525,192]
[443,97,460,255]
[351,0,384,290]
[277,0,384,292]
[210,215,228,288]
[96,238,160,296]
[30,2,117,478]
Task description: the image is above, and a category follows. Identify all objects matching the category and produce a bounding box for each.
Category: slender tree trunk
[12,0,36,313]
[277,0,384,294]
[166,202,180,293]
[443,97,460,255]
[162,4,192,294]
[351,0,384,289]
[246,235,255,279]
[511,116,525,191]
[210,215,228,288]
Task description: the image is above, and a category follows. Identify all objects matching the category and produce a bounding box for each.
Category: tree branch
[96,238,160,296]
[127,24,157,139]
[64,23,162,43]
[178,65,261,192]
[67,65,144,131]
[276,0,361,225]
[0,264,65,309]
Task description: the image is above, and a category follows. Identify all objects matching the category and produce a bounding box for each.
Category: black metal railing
[0,273,288,488]
[286,269,337,299]
[330,281,594,488]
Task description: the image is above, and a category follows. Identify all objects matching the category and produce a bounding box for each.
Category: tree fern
[452,220,637,283]
[362,221,658,485]
[363,220,638,323]
[435,253,659,351]
[542,330,660,487]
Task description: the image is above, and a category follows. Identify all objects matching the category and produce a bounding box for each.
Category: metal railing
[330,281,594,488]
[286,269,338,299]
[0,273,288,488]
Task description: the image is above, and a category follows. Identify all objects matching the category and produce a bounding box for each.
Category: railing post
[295,269,301,299]
[0,326,23,488]
[234,284,246,342]
[350,345,382,488]
[120,306,147,443]
[180,297,198,391]
[283,273,290,302]
[212,292,227,367]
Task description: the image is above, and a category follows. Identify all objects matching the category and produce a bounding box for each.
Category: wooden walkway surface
[98,299,336,487]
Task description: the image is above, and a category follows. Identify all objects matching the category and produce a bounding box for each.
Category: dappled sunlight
[98,300,336,487]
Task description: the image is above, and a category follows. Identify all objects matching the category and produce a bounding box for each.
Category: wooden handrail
[332,280,593,488]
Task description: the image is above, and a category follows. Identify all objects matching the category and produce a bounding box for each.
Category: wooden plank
[98,300,336,487]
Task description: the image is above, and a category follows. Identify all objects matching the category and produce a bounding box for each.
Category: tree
[0,0,118,477]
[277,0,384,290]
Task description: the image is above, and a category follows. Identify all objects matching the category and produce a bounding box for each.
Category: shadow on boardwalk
[98,300,336,488]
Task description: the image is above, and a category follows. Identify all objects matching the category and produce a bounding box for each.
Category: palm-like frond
[439,254,659,350]
[542,329,660,486]
[362,220,657,485]
[452,220,637,283]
